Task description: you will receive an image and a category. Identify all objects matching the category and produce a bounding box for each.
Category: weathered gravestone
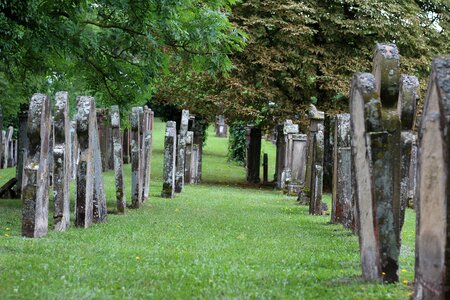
[299,105,325,206]
[75,96,107,228]
[277,120,299,189]
[161,121,177,198]
[130,107,143,208]
[350,43,416,283]
[413,57,450,300]
[287,133,308,195]
[215,115,228,137]
[97,108,114,171]
[309,123,325,215]
[3,126,13,168]
[122,128,130,164]
[142,106,153,202]
[191,117,203,183]
[408,134,418,208]
[184,131,194,184]
[70,121,78,180]
[15,105,29,196]
[111,105,126,213]
[191,144,200,184]
[175,109,189,193]
[21,94,51,238]
[246,125,261,184]
[53,92,71,231]
[331,113,354,229]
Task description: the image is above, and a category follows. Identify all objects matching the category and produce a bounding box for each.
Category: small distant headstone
[161,121,177,198]
[130,107,142,208]
[215,115,228,137]
[4,126,13,168]
[21,94,51,238]
[53,92,71,231]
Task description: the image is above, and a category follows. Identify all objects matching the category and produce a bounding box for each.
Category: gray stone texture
[184,131,194,184]
[246,126,261,184]
[21,93,51,238]
[4,126,13,168]
[175,110,189,193]
[215,115,228,137]
[142,106,153,202]
[53,92,71,231]
[309,123,325,215]
[161,121,177,198]
[413,57,450,300]
[111,105,126,213]
[130,107,143,208]
[331,113,354,229]
[15,105,29,196]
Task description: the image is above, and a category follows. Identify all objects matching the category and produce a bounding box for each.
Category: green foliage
[0,119,414,299]
[228,121,247,165]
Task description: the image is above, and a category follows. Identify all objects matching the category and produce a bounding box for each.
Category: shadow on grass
[200,179,278,191]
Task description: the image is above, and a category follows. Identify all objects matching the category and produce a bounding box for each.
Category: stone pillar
[274,124,285,185]
[191,144,199,183]
[21,94,51,238]
[97,108,113,171]
[280,120,299,189]
[215,115,227,137]
[15,105,29,196]
[398,75,419,233]
[4,126,13,168]
[122,128,130,164]
[408,134,418,208]
[184,131,194,184]
[192,118,203,183]
[309,124,325,215]
[331,113,353,229]
[299,105,324,205]
[246,126,261,184]
[70,121,78,180]
[175,109,189,193]
[142,106,153,202]
[161,121,177,198]
[413,57,450,300]
[288,134,308,195]
[130,107,142,208]
[111,105,126,213]
[75,96,107,228]
[53,91,71,231]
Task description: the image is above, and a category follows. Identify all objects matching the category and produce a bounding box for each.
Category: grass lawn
[0,119,414,299]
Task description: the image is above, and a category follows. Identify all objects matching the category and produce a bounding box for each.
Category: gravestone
[191,144,200,184]
[75,96,107,228]
[287,134,308,195]
[413,57,450,300]
[15,104,29,196]
[274,124,285,185]
[331,113,353,229]
[398,75,419,232]
[4,126,13,168]
[130,107,143,208]
[142,106,153,202]
[279,120,299,189]
[408,134,418,208]
[161,121,177,198]
[192,118,203,183]
[184,131,194,184]
[175,109,189,193]
[21,94,51,238]
[246,126,261,184]
[70,121,78,180]
[215,115,228,137]
[111,105,126,213]
[122,128,130,164]
[309,123,325,215]
[97,108,113,171]
[53,92,71,231]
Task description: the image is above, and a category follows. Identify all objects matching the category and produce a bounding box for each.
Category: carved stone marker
[215,115,228,137]
[414,57,450,300]
[246,126,261,184]
[192,118,203,183]
[280,120,299,189]
[111,105,126,213]
[288,134,308,195]
[175,109,189,193]
[21,94,51,238]
[331,113,353,229]
[130,107,142,208]
[70,121,78,180]
[75,96,107,228]
[53,92,71,231]
[142,106,153,203]
[122,128,130,164]
[184,131,194,184]
[309,123,325,215]
[161,121,177,198]
[97,108,113,171]
[15,105,29,196]
[3,126,13,168]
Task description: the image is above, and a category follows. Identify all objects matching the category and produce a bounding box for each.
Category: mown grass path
[0,120,414,299]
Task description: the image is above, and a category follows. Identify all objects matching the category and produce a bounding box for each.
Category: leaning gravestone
[161,121,177,198]
[21,94,51,238]
[111,105,126,213]
[15,105,29,197]
[53,92,71,231]
[75,96,107,227]
[130,107,143,208]
[414,57,450,300]
[175,109,189,193]
[331,113,354,229]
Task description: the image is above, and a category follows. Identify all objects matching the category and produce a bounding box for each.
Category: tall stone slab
[191,144,199,184]
[408,134,418,208]
[15,104,29,196]
[287,134,308,194]
[299,105,324,205]
[142,106,153,202]
[3,126,13,168]
[70,121,78,180]
[192,118,203,183]
[111,105,126,213]
[130,107,142,208]
[175,109,189,193]
[331,113,353,229]
[349,72,382,282]
[161,121,177,198]
[309,123,325,215]
[122,128,130,164]
[280,120,299,189]
[75,96,107,228]
[21,94,51,238]
[184,131,194,184]
[274,124,285,186]
[246,126,261,184]
[413,57,450,300]
[215,115,228,137]
[96,108,112,171]
[53,92,71,231]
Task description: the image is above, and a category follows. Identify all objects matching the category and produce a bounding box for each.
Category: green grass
[0,119,414,299]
